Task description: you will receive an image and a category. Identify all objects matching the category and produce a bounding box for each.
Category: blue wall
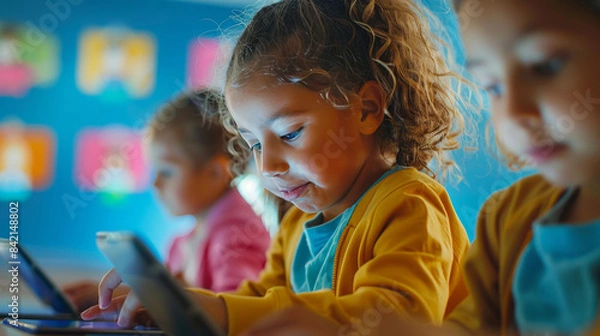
[0,0,529,269]
[0,0,246,267]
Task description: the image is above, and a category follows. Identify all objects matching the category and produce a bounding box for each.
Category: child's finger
[80,295,125,321]
[116,292,142,327]
[79,305,118,321]
[98,268,123,309]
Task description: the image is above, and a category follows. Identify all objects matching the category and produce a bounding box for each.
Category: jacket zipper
[331,223,352,291]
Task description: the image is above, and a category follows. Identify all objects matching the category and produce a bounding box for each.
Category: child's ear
[357,81,386,135]
[208,154,232,180]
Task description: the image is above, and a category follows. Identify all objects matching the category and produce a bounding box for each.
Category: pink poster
[187,38,225,89]
[74,126,149,194]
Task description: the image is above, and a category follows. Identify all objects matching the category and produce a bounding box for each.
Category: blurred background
[0,0,530,280]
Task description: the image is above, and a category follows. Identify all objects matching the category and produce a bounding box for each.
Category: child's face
[460,0,600,188]
[150,137,222,218]
[226,76,374,220]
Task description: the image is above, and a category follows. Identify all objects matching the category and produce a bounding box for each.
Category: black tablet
[95,232,224,336]
[0,238,79,319]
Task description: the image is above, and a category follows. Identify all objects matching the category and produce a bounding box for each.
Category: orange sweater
[446,174,600,335]
[193,167,470,335]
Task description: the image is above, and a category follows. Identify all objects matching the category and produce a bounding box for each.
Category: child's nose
[499,78,542,129]
[152,175,162,190]
[259,147,288,178]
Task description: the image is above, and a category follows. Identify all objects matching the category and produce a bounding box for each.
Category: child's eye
[531,55,566,77]
[281,127,304,141]
[483,82,504,98]
[250,142,262,153]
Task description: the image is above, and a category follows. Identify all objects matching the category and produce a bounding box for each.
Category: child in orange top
[65,89,270,311]
[242,0,600,335]
[82,0,476,334]
[445,0,600,334]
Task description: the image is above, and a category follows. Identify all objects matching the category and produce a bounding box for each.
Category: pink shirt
[166,188,270,292]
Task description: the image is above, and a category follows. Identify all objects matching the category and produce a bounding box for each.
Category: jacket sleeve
[445,190,505,334]
[206,216,271,292]
[219,183,469,335]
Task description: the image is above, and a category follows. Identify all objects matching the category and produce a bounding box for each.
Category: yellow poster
[77,28,155,99]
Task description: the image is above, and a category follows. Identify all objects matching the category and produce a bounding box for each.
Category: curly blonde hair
[223,0,479,180]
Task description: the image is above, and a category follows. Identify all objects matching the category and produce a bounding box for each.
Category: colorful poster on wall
[77,27,155,101]
[74,126,149,201]
[187,38,230,89]
[0,122,55,201]
[0,23,59,97]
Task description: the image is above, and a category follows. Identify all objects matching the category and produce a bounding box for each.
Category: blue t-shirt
[513,188,600,335]
[290,166,404,293]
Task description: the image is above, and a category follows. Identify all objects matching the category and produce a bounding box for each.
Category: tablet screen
[0,239,78,316]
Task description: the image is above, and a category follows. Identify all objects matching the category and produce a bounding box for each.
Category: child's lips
[526,143,567,165]
[279,183,309,202]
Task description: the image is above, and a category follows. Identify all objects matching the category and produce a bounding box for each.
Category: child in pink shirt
[165,185,270,292]
[149,90,271,292]
[64,89,270,310]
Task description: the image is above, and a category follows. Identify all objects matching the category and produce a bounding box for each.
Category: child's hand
[79,268,228,333]
[80,287,228,332]
[63,278,131,312]
[241,306,341,336]
[79,268,148,327]
[95,268,124,310]
[80,293,155,328]
[62,280,100,312]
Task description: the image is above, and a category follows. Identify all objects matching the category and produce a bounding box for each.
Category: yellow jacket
[446,174,600,336]
[195,167,469,335]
